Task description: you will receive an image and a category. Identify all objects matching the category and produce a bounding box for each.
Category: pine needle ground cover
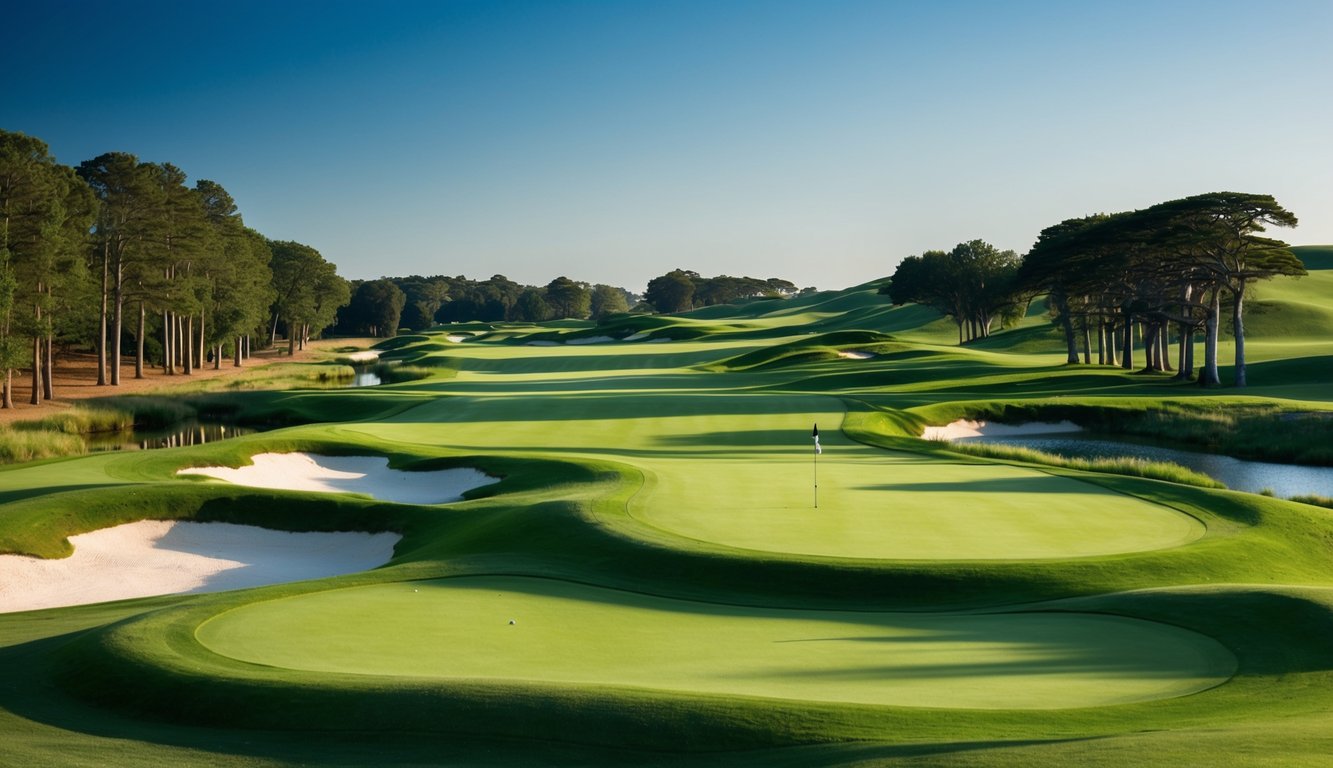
[2,259,1332,766]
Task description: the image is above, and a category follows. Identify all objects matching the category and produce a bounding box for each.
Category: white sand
[566,335,614,345]
[623,332,650,341]
[837,350,876,360]
[445,334,470,342]
[342,350,381,363]
[0,520,400,613]
[922,419,1084,441]
[178,453,497,505]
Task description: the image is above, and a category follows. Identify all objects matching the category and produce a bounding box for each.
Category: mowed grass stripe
[195,576,1237,709]
[347,381,1203,559]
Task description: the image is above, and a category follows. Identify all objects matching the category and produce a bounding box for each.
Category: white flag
[812,424,822,454]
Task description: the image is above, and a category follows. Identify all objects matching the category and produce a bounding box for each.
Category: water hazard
[959,433,1333,498]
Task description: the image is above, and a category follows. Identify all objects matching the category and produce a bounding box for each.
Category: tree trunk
[1121,312,1134,370]
[1199,289,1221,387]
[29,298,42,405]
[183,315,193,375]
[1081,318,1092,364]
[214,343,222,370]
[1160,324,1173,372]
[111,258,123,386]
[1232,284,1247,388]
[1141,321,1156,372]
[1106,320,1118,367]
[163,311,173,374]
[288,319,296,356]
[2,369,10,409]
[198,310,206,370]
[136,302,145,379]
[1060,305,1078,364]
[42,327,54,401]
[97,241,109,386]
[1184,327,1196,380]
[29,332,40,405]
[234,336,243,367]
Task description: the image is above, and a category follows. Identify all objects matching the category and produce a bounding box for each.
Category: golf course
[1,246,1332,767]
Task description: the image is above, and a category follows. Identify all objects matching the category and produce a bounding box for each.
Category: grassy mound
[2,255,1333,766]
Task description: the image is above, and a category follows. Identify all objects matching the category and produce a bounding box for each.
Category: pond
[86,420,260,452]
[350,366,382,387]
[958,431,1333,499]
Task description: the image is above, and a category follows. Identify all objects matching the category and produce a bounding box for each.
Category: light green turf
[1,261,1331,766]
[196,575,1235,709]
[335,350,1202,559]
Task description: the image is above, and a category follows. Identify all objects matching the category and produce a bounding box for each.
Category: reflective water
[350,367,382,387]
[86,421,259,452]
[959,434,1333,498]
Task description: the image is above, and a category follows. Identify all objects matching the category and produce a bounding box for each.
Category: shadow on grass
[857,477,1107,495]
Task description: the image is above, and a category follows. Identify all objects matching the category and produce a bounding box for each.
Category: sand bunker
[178,453,496,505]
[623,332,651,341]
[566,335,614,345]
[341,350,381,363]
[837,350,875,360]
[922,419,1083,441]
[445,334,470,342]
[0,520,400,613]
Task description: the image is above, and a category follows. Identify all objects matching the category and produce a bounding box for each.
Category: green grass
[1,259,1333,765]
[945,439,1225,489]
[196,575,1235,709]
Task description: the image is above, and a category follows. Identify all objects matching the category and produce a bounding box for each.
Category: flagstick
[813,446,818,509]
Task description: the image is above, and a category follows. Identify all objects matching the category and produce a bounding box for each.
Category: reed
[947,440,1225,489]
[0,427,87,463]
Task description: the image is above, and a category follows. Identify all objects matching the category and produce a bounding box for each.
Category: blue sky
[6,0,1331,291]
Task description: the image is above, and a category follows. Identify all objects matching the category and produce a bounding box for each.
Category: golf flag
[812,423,822,454]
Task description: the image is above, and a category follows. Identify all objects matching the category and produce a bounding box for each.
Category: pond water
[350,366,382,387]
[958,433,1333,499]
[87,420,260,452]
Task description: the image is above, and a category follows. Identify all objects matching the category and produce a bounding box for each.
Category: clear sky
[5,0,1331,292]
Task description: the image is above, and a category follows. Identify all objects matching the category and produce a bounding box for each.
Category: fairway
[342,347,1205,560]
[4,267,1333,766]
[196,576,1236,709]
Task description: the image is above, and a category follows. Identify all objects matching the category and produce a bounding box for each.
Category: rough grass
[945,439,1226,489]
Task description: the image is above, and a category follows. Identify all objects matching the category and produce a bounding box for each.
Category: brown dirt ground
[0,337,379,426]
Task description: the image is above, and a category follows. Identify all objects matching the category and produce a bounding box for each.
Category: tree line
[335,270,810,337]
[0,129,348,408]
[883,191,1303,388]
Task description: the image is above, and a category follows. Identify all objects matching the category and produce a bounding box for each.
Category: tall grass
[13,397,196,435]
[0,427,87,463]
[946,440,1225,489]
[1289,494,1333,510]
[918,400,1333,466]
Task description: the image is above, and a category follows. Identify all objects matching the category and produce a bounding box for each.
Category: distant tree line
[0,129,349,408]
[882,191,1303,388]
[335,275,637,336]
[335,270,810,337]
[642,270,805,313]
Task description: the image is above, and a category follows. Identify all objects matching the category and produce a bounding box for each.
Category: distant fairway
[196,576,1236,709]
[345,364,1203,559]
[4,261,1333,767]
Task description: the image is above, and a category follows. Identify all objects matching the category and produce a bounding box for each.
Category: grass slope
[0,255,1332,766]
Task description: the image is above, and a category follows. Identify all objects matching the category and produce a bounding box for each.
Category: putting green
[196,576,1236,709]
[347,384,1203,559]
